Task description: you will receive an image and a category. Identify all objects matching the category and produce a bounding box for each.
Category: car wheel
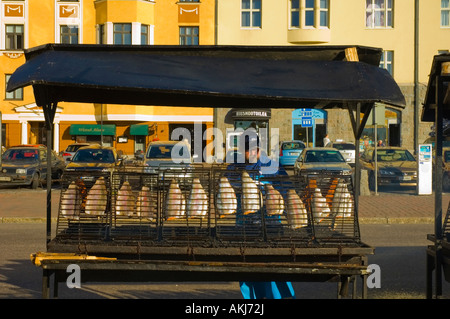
[30,173,40,189]
[444,174,450,192]
[368,171,376,191]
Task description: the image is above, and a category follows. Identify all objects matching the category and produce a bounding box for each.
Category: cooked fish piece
[331,182,353,218]
[136,186,157,220]
[187,178,208,218]
[60,181,81,220]
[312,188,331,224]
[264,184,284,215]
[115,181,136,217]
[285,189,308,228]
[165,180,186,220]
[84,177,108,215]
[216,176,237,218]
[241,171,262,215]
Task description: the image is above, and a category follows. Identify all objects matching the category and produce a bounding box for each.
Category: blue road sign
[301,117,312,127]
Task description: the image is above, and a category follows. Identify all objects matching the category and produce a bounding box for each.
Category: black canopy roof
[7,43,405,113]
[421,53,450,122]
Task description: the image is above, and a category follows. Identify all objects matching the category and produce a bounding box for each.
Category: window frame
[141,24,149,45]
[442,0,450,27]
[113,23,132,45]
[379,50,394,76]
[365,0,393,29]
[179,26,199,45]
[60,25,79,44]
[5,74,23,100]
[241,0,262,29]
[289,0,329,29]
[5,24,24,50]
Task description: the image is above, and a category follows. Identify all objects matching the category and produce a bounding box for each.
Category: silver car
[294,147,353,179]
[331,142,356,166]
[144,141,192,178]
[61,143,90,162]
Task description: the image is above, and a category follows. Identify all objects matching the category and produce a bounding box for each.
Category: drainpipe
[414,0,419,154]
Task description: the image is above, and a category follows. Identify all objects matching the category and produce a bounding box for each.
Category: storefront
[69,124,116,147]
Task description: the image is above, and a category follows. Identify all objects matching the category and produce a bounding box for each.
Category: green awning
[130,124,148,135]
[69,124,116,135]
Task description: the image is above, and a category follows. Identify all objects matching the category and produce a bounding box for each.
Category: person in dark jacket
[226,132,296,299]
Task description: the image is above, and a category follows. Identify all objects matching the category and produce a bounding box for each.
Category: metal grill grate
[54,166,360,248]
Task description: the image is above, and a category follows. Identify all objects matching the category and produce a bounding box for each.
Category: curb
[358,217,435,224]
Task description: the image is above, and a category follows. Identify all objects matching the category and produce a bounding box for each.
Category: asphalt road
[1,222,449,299]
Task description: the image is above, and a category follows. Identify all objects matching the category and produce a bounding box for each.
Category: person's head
[243,134,260,163]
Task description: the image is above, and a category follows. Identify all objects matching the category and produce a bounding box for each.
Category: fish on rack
[84,177,108,216]
[216,176,237,218]
[331,181,353,219]
[165,179,186,220]
[136,185,157,221]
[115,181,136,217]
[60,181,81,220]
[187,178,208,218]
[285,189,308,228]
[311,188,331,224]
[264,184,285,215]
[241,171,262,215]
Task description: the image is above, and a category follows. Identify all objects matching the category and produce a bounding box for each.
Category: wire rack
[55,166,360,248]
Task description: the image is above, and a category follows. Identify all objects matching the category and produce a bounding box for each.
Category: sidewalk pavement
[0,188,449,224]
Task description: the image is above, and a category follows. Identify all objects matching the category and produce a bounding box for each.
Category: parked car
[443,147,450,192]
[279,140,306,167]
[331,141,356,166]
[360,146,417,190]
[293,147,353,179]
[0,144,66,189]
[144,140,192,176]
[60,143,90,162]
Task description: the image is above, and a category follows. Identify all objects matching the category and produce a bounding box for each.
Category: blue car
[279,140,306,167]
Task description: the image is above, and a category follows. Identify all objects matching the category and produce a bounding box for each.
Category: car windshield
[333,143,355,151]
[72,149,115,163]
[66,144,88,152]
[304,150,345,163]
[375,149,415,162]
[2,149,39,162]
[146,144,190,160]
[281,142,305,150]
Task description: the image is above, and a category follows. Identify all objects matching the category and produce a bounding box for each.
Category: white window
[290,0,329,29]
[366,0,393,28]
[379,50,393,76]
[241,0,261,28]
[442,0,450,27]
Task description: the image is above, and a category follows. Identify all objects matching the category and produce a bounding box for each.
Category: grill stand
[36,254,371,299]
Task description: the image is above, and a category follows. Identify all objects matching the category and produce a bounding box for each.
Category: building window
[290,0,329,29]
[379,50,393,76]
[319,0,329,27]
[290,0,300,27]
[442,0,450,27]
[113,23,132,45]
[60,25,79,44]
[179,26,199,45]
[98,24,105,44]
[5,74,23,100]
[305,0,315,27]
[241,0,261,28]
[141,24,149,45]
[179,0,199,2]
[5,25,24,50]
[366,0,393,28]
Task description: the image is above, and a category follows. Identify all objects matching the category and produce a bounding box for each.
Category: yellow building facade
[216,0,450,151]
[1,0,215,156]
